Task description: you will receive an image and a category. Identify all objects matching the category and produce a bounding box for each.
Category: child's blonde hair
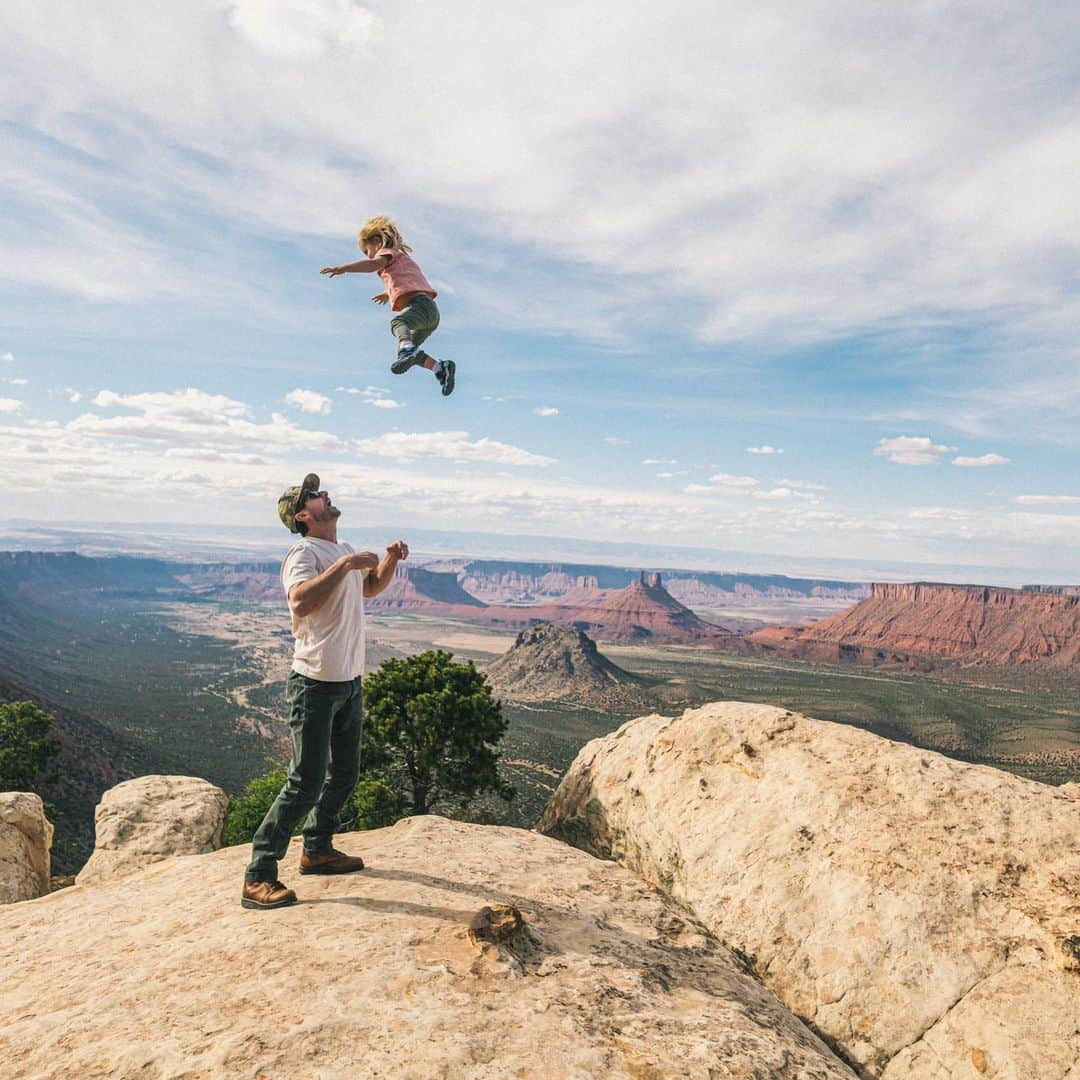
[359,215,412,253]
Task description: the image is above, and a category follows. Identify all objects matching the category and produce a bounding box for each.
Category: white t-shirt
[280,538,366,682]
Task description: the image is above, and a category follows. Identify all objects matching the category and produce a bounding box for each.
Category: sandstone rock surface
[538,701,1080,1079]
[76,774,228,886]
[0,815,855,1079]
[0,792,53,904]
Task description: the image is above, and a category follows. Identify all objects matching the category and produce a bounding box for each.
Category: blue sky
[3,2,1080,577]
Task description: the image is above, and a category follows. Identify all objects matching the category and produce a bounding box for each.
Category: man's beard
[312,505,341,524]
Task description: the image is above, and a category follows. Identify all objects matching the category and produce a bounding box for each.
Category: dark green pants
[389,293,440,348]
[245,672,363,882]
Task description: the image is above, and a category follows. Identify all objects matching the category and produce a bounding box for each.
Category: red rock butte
[752,581,1080,668]
[483,571,736,643]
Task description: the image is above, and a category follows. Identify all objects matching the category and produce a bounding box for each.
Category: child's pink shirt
[376,248,437,311]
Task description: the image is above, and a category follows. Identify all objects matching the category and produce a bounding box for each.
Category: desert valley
[1,549,1078,876]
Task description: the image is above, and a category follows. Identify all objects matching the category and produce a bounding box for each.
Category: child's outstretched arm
[320,255,391,277]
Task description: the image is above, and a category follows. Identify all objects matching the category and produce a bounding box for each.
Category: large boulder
[76,775,228,886]
[1,815,856,1078]
[538,701,1080,1079]
[0,793,53,904]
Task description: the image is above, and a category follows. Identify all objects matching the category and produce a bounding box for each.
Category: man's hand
[372,292,390,304]
[386,540,409,561]
[321,266,344,277]
[344,550,379,574]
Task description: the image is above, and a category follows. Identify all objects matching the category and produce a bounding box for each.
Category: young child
[321,216,455,396]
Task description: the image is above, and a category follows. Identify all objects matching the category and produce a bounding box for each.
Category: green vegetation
[363,650,515,816]
[222,763,290,847]
[0,700,60,792]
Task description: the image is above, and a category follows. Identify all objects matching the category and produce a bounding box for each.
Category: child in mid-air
[321,216,455,396]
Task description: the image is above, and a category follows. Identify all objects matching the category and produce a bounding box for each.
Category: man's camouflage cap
[278,473,321,533]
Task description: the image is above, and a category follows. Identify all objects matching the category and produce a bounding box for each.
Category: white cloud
[655,472,674,479]
[642,458,678,465]
[747,445,783,455]
[778,478,827,491]
[0,399,23,414]
[65,388,82,403]
[228,0,379,60]
[5,378,28,386]
[164,448,268,465]
[337,385,404,409]
[285,388,332,415]
[533,405,559,417]
[1,353,12,363]
[685,472,759,495]
[354,430,557,467]
[93,388,249,418]
[75,387,348,452]
[1013,494,1080,506]
[602,436,629,446]
[874,435,958,466]
[952,453,1010,467]
[752,486,820,502]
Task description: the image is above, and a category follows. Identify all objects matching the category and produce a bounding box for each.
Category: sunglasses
[295,489,326,512]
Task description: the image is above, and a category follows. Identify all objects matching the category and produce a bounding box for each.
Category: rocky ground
[540,701,1080,1079]
[0,815,854,1079]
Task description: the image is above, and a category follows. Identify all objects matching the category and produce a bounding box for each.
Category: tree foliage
[0,700,61,792]
[222,763,291,847]
[362,650,514,816]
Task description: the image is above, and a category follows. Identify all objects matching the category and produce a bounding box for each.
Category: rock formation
[485,572,737,643]
[76,775,228,886]
[538,701,1080,1078]
[0,792,52,904]
[365,564,489,614]
[752,581,1080,669]
[0,815,855,1078]
[484,622,645,706]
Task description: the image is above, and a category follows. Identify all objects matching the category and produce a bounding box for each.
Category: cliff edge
[539,701,1080,1079]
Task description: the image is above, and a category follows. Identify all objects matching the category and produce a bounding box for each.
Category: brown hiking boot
[241,879,298,910]
[299,848,366,875]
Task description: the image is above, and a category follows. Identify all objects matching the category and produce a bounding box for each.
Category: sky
[3,1,1080,579]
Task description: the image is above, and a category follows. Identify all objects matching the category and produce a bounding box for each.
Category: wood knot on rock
[468,904,525,950]
[466,904,544,977]
[1060,935,1080,971]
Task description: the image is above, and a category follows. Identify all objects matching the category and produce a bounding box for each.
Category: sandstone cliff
[0,816,854,1079]
[484,622,646,706]
[539,701,1080,1079]
[365,564,489,615]
[752,580,1080,669]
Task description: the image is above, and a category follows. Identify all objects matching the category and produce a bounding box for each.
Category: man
[242,472,408,910]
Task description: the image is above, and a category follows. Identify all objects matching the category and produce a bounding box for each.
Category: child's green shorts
[389,294,440,348]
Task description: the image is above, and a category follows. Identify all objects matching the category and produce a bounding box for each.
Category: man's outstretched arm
[364,540,409,598]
